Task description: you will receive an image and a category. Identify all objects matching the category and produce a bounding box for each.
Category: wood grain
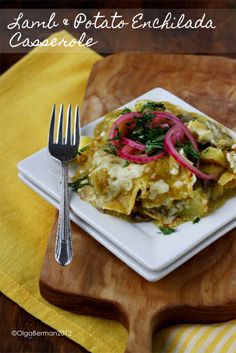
[0,293,90,353]
[40,221,236,353]
[81,54,236,130]
[40,53,236,353]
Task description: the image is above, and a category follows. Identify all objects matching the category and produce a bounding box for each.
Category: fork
[48,104,80,266]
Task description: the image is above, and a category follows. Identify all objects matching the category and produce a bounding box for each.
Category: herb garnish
[129,118,168,154]
[130,115,167,141]
[121,107,131,114]
[69,176,89,191]
[77,146,89,155]
[106,102,167,158]
[128,113,153,143]
[193,216,201,224]
[145,137,165,154]
[158,226,177,235]
[123,160,129,167]
[103,143,118,155]
[180,141,199,164]
[140,101,166,113]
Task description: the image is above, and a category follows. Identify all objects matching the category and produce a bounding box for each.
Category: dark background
[1,0,235,73]
[1,1,235,352]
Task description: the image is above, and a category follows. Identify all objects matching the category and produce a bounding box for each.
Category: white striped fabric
[154,320,236,353]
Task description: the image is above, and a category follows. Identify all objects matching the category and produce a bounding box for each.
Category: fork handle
[55,161,73,266]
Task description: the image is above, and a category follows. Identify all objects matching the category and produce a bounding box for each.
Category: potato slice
[187,120,213,142]
[200,147,227,167]
[177,190,208,218]
[200,164,225,178]
[218,172,236,188]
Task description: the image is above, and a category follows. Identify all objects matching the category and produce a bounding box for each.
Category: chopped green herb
[145,138,165,153]
[132,113,154,134]
[193,216,201,224]
[146,126,168,141]
[158,226,177,235]
[129,117,168,145]
[123,160,129,167]
[121,107,131,114]
[69,176,89,191]
[140,101,165,113]
[180,141,199,164]
[127,111,168,155]
[80,146,89,152]
[78,145,89,155]
[103,143,118,155]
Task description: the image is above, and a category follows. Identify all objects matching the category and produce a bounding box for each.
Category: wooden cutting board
[40,53,236,353]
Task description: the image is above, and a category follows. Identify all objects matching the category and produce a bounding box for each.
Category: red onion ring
[109,112,142,147]
[164,126,217,180]
[120,137,146,151]
[108,110,202,168]
[117,145,166,164]
[152,112,199,152]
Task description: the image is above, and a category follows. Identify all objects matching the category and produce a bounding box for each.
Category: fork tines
[48,104,80,161]
[49,104,80,146]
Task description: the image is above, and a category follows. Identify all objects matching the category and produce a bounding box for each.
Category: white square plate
[18,88,236,276]
[18,171,236,282]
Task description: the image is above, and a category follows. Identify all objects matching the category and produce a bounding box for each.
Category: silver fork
[48,104,80,266]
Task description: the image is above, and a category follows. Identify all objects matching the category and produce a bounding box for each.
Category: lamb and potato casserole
[70,100,236,231]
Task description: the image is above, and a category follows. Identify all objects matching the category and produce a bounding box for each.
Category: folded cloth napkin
[0,30,235,353]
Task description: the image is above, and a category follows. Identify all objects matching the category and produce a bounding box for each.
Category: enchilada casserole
[71,100,236,228]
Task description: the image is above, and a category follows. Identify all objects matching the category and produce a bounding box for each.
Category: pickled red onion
[108,111,205,171]
[118,145,166,164]
[164,126,216,180]
[152,112,199,151]
[120,137,146,151]
[109,112,142,147]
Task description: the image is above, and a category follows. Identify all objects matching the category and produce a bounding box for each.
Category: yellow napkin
[0,30,235,353]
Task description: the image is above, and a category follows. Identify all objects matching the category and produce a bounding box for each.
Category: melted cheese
[149,180,169,200]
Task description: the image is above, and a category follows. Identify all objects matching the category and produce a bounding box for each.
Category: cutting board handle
[124,304,167,353]
[125,315,154,353]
